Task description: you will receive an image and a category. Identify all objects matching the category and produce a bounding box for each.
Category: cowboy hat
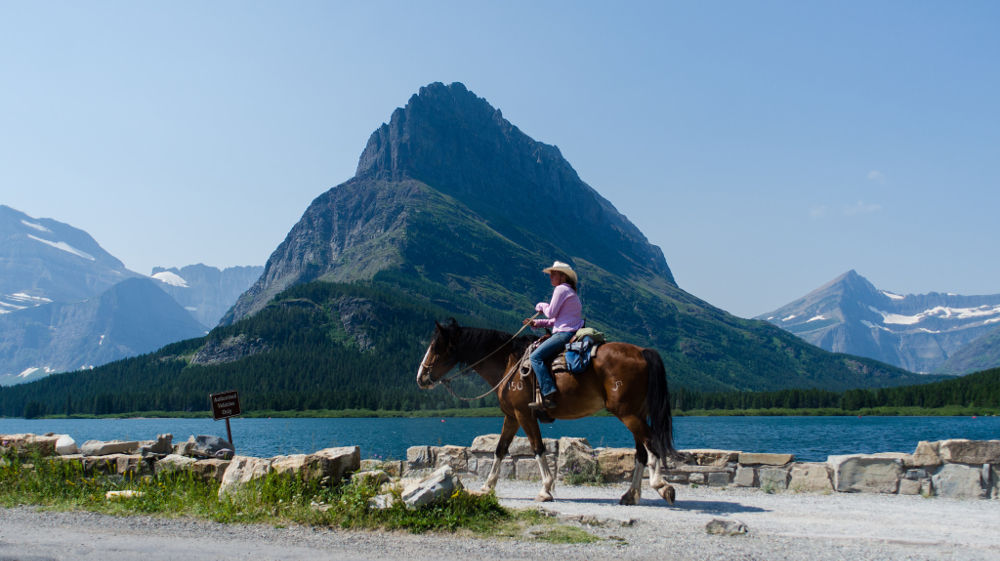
[542,261,577,287]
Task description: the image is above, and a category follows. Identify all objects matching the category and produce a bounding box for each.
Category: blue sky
[2,1,997,318]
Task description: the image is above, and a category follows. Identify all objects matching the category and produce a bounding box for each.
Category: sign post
[210,390,241,449]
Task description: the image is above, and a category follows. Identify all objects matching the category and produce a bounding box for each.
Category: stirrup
[528,395,556,410]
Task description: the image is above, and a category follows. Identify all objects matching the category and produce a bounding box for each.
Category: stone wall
[406,435,999,500]
[3,432,997,500]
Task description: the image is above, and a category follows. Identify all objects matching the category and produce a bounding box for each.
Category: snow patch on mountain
[881,290,904,300]
[20,219,51,233]
[782,314,797,322]
[151,271,190,288]
[27,234,96,261]
[868,304,1000,326]
[807,314,827,322]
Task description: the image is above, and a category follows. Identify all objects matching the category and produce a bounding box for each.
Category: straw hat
[542,261,577,287]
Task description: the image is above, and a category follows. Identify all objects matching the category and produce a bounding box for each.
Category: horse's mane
[454,326,537,364]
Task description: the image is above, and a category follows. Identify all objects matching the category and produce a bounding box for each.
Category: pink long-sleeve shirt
[534,283,584,332]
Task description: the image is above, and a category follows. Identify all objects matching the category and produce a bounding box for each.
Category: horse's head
[416,318,462,389]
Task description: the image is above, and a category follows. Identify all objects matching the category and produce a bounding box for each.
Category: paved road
[2,480,998,561]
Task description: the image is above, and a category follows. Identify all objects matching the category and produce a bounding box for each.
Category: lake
[2,416,997,462]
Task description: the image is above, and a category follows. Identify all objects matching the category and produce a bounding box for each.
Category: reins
[436,313,539,402]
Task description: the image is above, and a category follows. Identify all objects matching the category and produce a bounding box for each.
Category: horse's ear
[447,317,459,328]
[434,320,443,331]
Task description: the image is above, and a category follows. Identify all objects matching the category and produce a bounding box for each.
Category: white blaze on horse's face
[416,341,436,389]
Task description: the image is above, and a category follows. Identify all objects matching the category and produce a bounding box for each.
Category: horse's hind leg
[482,414,520,493]
[621,431,648,505]
[648,454,676,505]
[516,412,555,502]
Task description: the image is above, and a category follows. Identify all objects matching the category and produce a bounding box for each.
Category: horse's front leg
[516,412,554,501]
[482,414,520,493]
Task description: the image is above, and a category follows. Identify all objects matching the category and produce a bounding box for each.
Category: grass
[0,451,600,543]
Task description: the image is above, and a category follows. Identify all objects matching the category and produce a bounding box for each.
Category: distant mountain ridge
[0,205,137,313]
[757,270,1000,373]
[152,264,263,328]
[0,278,206,385]
[0,205,260,384]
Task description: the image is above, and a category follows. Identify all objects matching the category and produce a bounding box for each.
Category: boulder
[706,471,730,487]
[307,446,360,483]
[990,465,999,499]
[911,441,942,467]
[218,456,275,497]
[433,445,469,472]
[105,490,143,500]
[154,453,198,475]
[705,518,748,536]
[788,463,833,493]
[402,466,463,508]
[271,454,309,475]
[739,452,793,466]
[733,466,756,487]
[683,449,739,467]
[898,478,922,495]
[516,457,545,480]
[597,448,635,482]
[476,457,515,480]
[556,437,596,479]
[4,434,61,456]
[470,434,501,454]
[191,459,231,483]
[176,435,234,460]
[932,463,986,499]
[507,436,557,457]
[406,446,434,470]
[80,439,139,456]
[351,470,390,487]
[139,434,173,456]
[938,439,1000,465]
[55,435,78,455]
[827,454,903,493]
[758,467,789,491]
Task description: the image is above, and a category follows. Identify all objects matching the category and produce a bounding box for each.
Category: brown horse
[416,318,678,505]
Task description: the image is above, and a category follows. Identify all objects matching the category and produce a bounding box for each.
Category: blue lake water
[2,416,997,462]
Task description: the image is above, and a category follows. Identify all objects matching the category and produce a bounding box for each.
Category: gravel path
[2,479,998,561]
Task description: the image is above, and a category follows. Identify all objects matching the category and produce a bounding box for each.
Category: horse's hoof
[658,484,676,505]
[534,492,553,502]
[619,491,639,505]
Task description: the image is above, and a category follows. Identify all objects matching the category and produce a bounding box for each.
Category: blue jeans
[530,331,574,397]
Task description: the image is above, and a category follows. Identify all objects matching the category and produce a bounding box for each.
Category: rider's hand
[522,318,534,327]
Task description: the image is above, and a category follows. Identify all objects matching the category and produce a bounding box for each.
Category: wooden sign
[210,390,241,420]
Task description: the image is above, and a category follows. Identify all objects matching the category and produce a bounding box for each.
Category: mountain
[0,278,206,385]
[151,264,263,327]
[756,270,1000,373]
[0,82,935,416]
[221,82,921,392]
[0,205,138,312]
[936,324,1000,375]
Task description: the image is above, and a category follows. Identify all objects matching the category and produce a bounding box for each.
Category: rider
[524,261,584,410]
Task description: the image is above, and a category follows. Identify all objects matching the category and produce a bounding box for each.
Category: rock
[707,471,731,487]
[55,435,78,455]
[739,452,793,466]
[827,454,903,494]
[556,437,597,479]
[112,454,149,477]
[938,439,1000,465]
[507,436,557,457]
[433,445,468,472]
[192,459,232,483]
[476,457,515,480]
[307,446,360,483]
[402,466,463,508]
[351,470,390,486]
[705,518,748,536]
[406,446,434,470]
[369,493,397,509]
[271,454,309,475]
[470,434,501,454]
[733,466,756,487]
[898,478,922,495]
[990,465,999,499]
[177,435,234,459]
[683,449,739,467]
[218,456,275,497]
[80,440,139,456]
[932,463,986,499]
[911,441,942,467]
[105,490,143,500]
[758,467,789,491]
[597,448,635,482]
[154,454,197,475]
[139,434,173,456]
[516,458,543,480]
[789,463,833,493]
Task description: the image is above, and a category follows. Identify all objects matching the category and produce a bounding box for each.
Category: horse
[415,318,678,505]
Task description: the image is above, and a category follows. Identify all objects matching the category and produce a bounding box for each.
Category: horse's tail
[642,348,677,460]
